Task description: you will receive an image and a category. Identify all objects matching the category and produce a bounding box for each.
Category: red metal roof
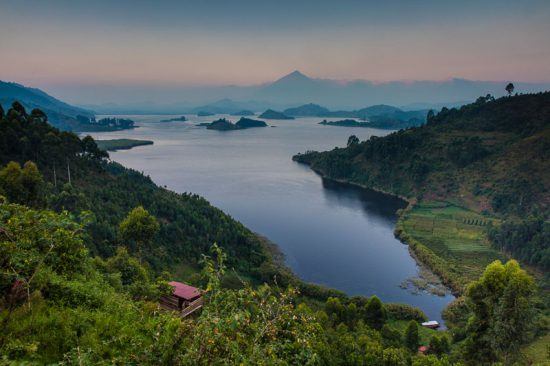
[168,281,201,301]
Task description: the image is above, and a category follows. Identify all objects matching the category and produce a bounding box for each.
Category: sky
[1,0,549,103]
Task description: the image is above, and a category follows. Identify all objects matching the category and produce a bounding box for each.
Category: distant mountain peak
[276,70,311,83]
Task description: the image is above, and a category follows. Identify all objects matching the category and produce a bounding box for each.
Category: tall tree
[404,320,419,351]
[463,260,536,364]
[119,206,160,261]
[347,135,359,147]
[426,109,435,124]
[505,83,515,96]
[364,295,387,330]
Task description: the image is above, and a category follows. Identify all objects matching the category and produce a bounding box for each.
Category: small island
[160,116,187,122]
[230,110,255,116]
[197,111,215,117]
[76,116,136,131]
[319,117,423,130]
[95,139,154,151]
[204,117,267,131]
[258,109,294,120]
[319,119,367,127]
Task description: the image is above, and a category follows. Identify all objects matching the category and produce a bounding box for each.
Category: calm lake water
[89,114,454,323]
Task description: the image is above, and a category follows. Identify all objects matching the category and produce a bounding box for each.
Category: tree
[11,101,27,117]
[0,201,88,308]
[505,83,514,96]
[0,103,4,119]
[463,260,536,364]
[0,161,44,206]
[119,206,160,260]
[428,335,449,356]
[347,135,359,147]
[20,161,44,206]
[404,320,419,351]
[426,110,435,124]
[364,295,387,329]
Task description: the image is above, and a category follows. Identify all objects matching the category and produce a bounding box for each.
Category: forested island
[160,116,187,122]
[76,115,136,131]
[204,117,268,130]
[258,109,294,119]
[95,138,154,151]
[319,119,368,127]
[319,117,425,130]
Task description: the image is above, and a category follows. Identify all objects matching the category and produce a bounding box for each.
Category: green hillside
[294,93,550,273]
[0,81,137,132]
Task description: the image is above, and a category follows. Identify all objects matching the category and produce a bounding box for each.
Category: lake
[88,114,454,323]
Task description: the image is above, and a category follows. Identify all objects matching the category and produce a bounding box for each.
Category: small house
[421,320,440,329]
[160,281,204,317]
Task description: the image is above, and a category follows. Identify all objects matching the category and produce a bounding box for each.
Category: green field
[96,138,154,151]
[398,202,506,292]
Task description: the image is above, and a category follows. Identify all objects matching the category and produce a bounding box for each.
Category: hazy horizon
[1,0,549,106]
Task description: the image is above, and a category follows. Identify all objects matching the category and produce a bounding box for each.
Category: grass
[398,201,506,292]
[96,139,153,151]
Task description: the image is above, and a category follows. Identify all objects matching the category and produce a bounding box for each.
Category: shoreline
[297,161,460,298]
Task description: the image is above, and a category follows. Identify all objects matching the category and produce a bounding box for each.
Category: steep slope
[0,81,97,130]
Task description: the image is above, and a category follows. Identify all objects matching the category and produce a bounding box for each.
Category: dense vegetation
[0,102,267,275]
[0,102,544,364]
[294,93,550,271]
[95,139,154,151]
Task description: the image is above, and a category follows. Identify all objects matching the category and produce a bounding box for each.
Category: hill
[283,103,330,116]
[0,81,134,132]
[294,93,550,275]
[0,102,269,276]
[258,109,294,120]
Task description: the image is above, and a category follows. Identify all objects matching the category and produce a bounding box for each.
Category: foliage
[364,295,387,330]
[0,161,44,207]
[119,206,160,260]
[488,216,549,270]
[404,320,420,351]
[462,260,536,364]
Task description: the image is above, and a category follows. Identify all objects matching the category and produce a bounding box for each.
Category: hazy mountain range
[74,70,550,114]
[3,71,550,126]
